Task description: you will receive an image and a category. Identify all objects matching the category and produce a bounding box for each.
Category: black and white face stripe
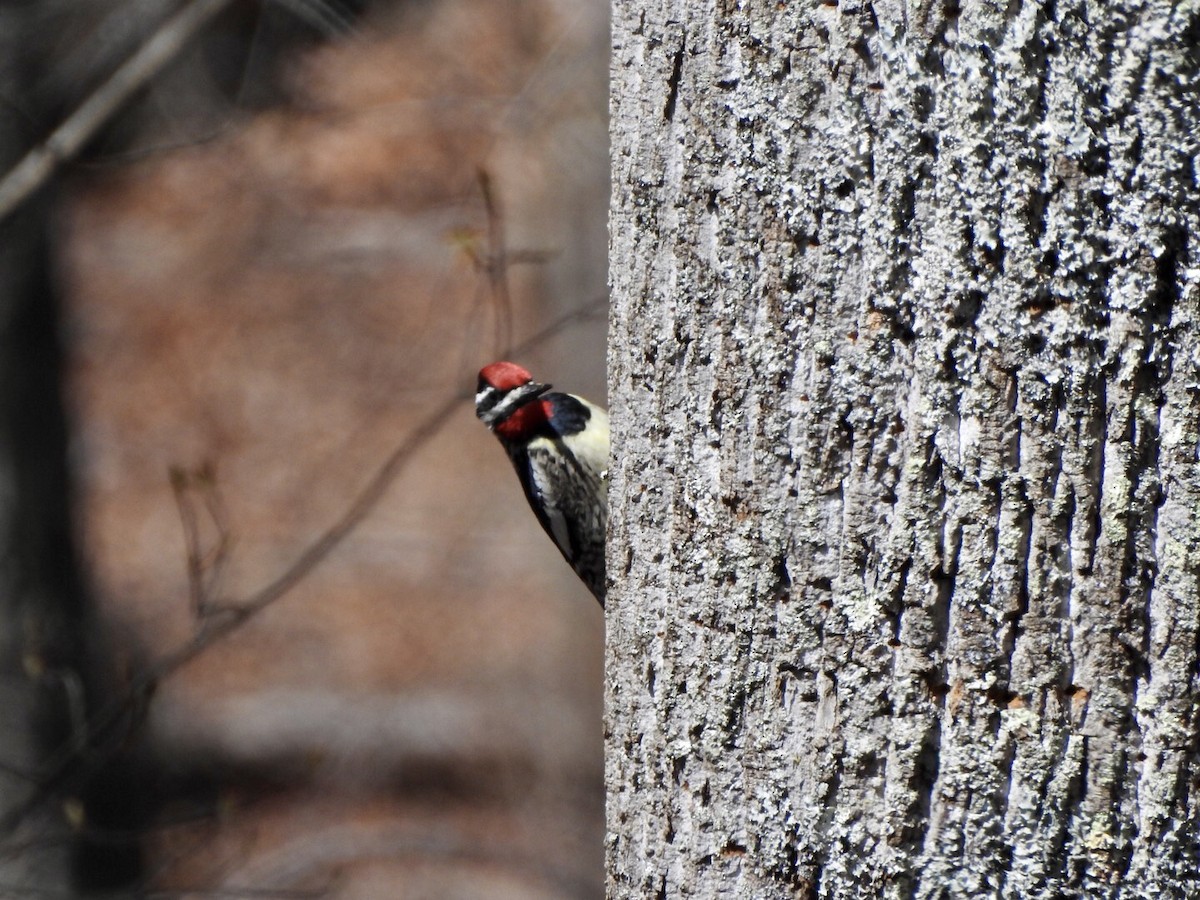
[475,379,551,427]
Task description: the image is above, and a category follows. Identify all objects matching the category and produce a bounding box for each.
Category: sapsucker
[475,361,608,606]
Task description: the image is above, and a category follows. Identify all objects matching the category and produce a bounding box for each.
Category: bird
[475,361,609,606]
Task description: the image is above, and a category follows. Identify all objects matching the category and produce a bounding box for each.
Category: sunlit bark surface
[608,2,1200,896]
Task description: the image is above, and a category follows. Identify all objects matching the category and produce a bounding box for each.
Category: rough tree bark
[607,1,1200,897]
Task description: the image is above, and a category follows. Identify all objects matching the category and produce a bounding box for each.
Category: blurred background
[0,0,608,897]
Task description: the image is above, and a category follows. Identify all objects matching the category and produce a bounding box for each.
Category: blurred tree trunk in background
[0,0,398,888]
[0,3,86,896]
[608,0,1200,896]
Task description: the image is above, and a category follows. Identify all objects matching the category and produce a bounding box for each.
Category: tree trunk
[0,4,152,893]
[607,1,1200,897]
[0,6,80,896]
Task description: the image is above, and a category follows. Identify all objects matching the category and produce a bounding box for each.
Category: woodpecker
[475,361,608,606]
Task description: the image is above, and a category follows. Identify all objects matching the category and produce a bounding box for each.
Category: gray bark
[607,1,1200,898]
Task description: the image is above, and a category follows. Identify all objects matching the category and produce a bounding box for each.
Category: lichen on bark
[607,1,1200,897]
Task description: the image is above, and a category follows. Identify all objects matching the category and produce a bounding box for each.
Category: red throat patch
[480,360,533,391]
[493,397,549,441]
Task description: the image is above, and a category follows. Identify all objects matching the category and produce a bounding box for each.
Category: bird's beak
[477,379,553,427]
[513,380,552,407]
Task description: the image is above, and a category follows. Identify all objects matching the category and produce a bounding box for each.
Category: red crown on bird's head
[479,360,534,391]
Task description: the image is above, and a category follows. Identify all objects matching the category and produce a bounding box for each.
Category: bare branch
[170,465,207,617]
[506,294,608,359]
[0,0,235,222]
[458,170,569,364]
[171,462,235,618]
[477,168,513,355]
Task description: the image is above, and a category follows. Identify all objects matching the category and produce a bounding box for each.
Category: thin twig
[172,463,235,617]
[465,169,563,361]
[200,466,234,612]
[0,0,235,221]
[170,465,207,617]
[506,294,608,360]
[477,169,513,355]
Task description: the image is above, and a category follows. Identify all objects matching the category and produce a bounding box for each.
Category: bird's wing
[522,440,577,560]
